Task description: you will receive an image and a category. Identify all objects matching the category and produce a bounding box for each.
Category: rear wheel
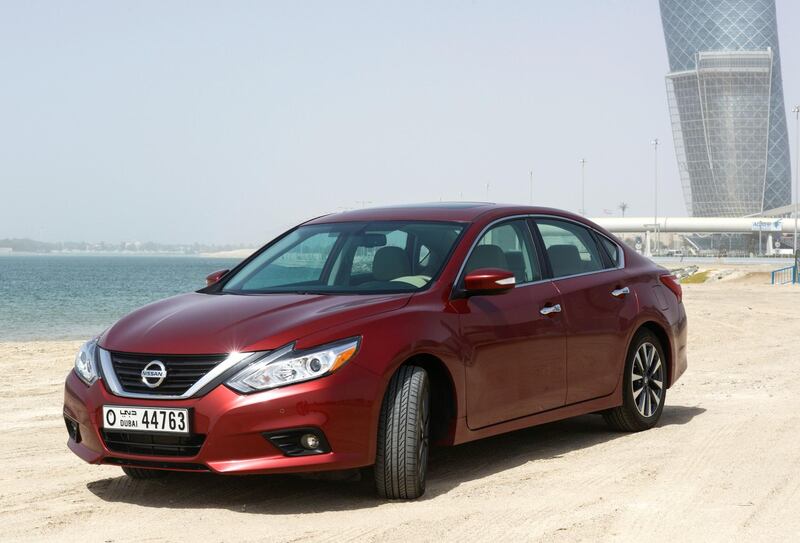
[604,330,667,432]
[374,365,430,499]
[122,466,168,480]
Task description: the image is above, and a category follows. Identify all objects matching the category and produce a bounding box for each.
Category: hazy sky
[1,1,799,245]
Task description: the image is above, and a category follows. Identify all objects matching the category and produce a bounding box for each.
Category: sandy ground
[2,276,800,542]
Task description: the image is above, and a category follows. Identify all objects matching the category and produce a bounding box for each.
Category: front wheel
[374,365,430,499]
[604,330,667,432]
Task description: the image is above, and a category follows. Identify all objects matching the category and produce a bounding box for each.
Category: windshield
[222,221,465,294]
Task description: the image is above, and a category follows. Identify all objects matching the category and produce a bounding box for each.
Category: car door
[533,217,638,405]
[457,218,567,430]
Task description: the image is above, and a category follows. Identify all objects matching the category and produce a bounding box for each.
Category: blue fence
[771,265,798,285]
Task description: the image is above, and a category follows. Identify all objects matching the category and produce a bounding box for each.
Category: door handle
[611,287,630,297]
[540,304,562,316]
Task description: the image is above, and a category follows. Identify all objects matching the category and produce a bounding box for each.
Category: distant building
[659,0,792,217]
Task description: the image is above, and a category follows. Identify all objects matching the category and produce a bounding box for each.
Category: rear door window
[535,219,605,278]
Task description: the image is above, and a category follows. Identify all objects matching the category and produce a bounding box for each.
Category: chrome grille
[109,352,227,396]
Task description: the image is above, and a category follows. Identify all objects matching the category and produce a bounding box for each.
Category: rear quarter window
[597,235,622,268]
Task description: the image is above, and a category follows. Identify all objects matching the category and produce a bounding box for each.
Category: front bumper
[63,362,383,474]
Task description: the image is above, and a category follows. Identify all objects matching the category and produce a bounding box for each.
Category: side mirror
[463,268,516,296]
[206,269,230,287]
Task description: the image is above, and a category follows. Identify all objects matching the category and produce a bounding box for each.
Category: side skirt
[451,392,621,446]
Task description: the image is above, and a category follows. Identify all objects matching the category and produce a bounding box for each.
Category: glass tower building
[659,0,792,217]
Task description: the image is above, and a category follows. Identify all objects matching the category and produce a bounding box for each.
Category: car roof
[304,202,582,224]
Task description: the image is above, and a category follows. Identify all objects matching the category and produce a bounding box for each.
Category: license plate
[102,406,190,435]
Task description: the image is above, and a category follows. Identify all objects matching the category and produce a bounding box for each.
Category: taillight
[660,274,682,303]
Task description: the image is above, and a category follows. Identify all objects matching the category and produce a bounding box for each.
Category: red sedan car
[64,203,687,499]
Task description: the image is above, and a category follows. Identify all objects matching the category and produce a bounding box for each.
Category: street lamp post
[579,158,587,215]
[529,170,534,205]
[792,105,799,259]
[651,138,659,256]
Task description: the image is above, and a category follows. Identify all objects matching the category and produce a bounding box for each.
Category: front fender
[293,293,465,450]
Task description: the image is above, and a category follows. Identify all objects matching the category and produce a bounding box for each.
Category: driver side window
[465,220,541,283]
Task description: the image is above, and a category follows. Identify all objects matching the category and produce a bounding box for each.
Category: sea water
[0,255,240,341]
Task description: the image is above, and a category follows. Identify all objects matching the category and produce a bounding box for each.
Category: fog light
[263,428,331,456]
[300,433,320,450]
[64,416,81,443]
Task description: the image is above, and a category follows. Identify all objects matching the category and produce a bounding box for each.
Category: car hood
[99,292,412,355]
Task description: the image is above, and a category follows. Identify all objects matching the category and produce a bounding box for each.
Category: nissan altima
[64,203,687,499]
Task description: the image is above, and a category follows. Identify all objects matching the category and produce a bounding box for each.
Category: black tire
[122,466,168,480]
[374,365,430,500]
[604,329,667,432]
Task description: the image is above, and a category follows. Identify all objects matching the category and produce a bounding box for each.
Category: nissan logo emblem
[141,360,167,388]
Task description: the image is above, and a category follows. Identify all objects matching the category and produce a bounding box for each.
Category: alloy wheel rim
[631,342,664,418]
[417,393,430,481]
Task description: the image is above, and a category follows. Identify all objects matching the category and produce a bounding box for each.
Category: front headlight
[226,338,360,393]
[74,339,99,386]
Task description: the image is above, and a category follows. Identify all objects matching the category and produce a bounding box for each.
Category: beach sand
[2,275,799,542]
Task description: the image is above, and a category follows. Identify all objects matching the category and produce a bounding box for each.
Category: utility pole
[619,201,628,217]
[579,158,587,215]
[651,138,660,256]
[529,170,534,205]
[485,182,490,201]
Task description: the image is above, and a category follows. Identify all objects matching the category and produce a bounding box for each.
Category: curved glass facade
[660,0,792,216]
